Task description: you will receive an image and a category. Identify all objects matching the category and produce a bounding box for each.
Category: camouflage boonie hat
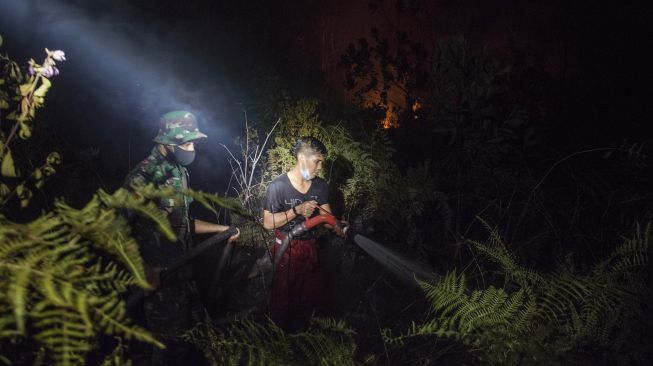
[153,111,208,145]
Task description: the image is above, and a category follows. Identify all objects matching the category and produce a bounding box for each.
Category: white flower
[45,48,66,62]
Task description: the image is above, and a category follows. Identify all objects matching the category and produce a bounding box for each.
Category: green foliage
[1,38,65,208]
[429,36,540,165]
[344,33,542,162]
[264,99,327,180]
[0,186,174,366]
[341,24,429,110]
[1,36,162,365]
[263,98,394,219]
[384,221,652,365]
[262,98,446,222]
[258,98,450,258]
[185,316,357,366]
[128,182,252,221]
[333,127,390,220]
[469,217,544,288]
[596,222,651,278]
[384,270,539,365]
[100,339,132,366]
[232,97,449,255]
[382,161,450,251]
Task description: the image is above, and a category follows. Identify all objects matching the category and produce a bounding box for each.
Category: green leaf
[47,152,61,165]
[1,149,19,177]
[43,165,56,176]
[0,182,10,198]
[16,184,32,207]
[9,262,34,333]
[19,120,31,139]
[33,77,51,98]
[35,168,44,189]
[19,83,32,97]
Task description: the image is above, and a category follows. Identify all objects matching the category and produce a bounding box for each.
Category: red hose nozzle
[304,214,337,229]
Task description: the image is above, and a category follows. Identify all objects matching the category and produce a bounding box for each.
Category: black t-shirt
[265,173,329,233]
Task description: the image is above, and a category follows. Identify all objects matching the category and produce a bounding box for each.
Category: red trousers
[270,230,327,327]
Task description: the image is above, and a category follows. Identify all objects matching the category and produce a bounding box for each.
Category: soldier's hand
[227,227,240,243]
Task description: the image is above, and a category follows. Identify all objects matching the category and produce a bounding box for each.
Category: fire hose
[125,226,238,310]
[272,213,341,272]
[272,212,438,286]
[126,212,439,312]
[211,213,440,326]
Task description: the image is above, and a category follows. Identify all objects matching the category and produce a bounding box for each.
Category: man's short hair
[293,136,327,157]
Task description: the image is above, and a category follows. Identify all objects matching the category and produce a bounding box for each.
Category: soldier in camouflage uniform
[124,111,240,366]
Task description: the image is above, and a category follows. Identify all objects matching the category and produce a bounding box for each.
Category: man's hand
[296,200,318,218]
[228,227,240,243]
[334,220,349,238]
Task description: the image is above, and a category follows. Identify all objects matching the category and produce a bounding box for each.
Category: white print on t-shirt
[284,196,318,208]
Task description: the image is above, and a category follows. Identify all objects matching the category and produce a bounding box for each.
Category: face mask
[172,146,196,166]
[299,160,314,180]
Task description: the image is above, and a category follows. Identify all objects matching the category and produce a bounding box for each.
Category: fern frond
[291,317,357,366]
[0,187,172,365]
[420,271,467,315]
[56,191,152,289]
[417,271,531,341]
[32,306,91,366]
[0,293,20,339]
[599,222,651,277]
[100,337,132,366]
[91,296,162,347]
[78,261,137,293]
[382,318,460,346]
[394,215,651,364]
[470,217,544,287]
[186,316,357,366]
[187,317,292,366]
[97,187,175,241]
[180,188,254,220]
[511,293,537,333]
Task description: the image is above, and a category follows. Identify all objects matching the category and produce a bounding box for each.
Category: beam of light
[0,0,240,191]
[0,0,231,143]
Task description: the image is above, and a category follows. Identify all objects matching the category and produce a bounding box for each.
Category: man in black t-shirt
[265,173,329,237]
[263,136,345,327]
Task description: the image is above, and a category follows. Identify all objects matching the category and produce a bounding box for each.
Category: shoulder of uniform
[125,153,167,186]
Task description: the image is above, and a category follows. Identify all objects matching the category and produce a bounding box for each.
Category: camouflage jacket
[124,146,193,268]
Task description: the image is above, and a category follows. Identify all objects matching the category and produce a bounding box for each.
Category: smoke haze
[0,0,243,195]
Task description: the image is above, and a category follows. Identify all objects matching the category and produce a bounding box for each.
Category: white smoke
[0,0,241,191]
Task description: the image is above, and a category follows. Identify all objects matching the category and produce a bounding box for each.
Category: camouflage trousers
[143,280,197,366]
